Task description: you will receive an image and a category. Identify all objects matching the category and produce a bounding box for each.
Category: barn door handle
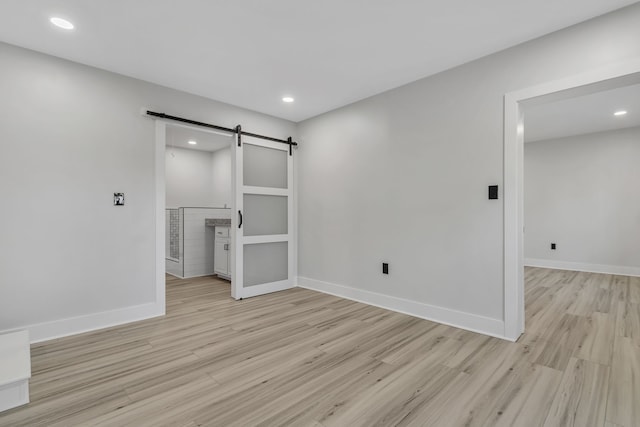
[238,210,243,228]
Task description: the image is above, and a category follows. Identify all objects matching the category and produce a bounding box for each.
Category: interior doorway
[503,61,640,340]
[152,117,297,310]
[164,123,233,280]
[521,80,640,340]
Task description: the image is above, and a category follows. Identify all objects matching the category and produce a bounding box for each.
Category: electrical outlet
[551,243,556,250]
[382,263,389,274]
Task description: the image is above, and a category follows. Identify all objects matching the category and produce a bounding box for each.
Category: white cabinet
[214,240,229,277]
[214,226,231,279]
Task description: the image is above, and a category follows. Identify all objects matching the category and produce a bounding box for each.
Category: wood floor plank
[318,362,459,427]
[574,312,615,365]
[0,269,638,426]
[481,363,562,427]
[543,357,610,427]
[605,336,640,427]
[630,276,640,304]
[398,341,529,426]
[615,300,640,343]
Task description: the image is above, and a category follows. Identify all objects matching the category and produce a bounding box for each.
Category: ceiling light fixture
[282,96,294,103]
[613,110,627,116]
[188,140,197,145]
[50,17,74,30]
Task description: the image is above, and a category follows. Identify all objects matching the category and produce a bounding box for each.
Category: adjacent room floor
[0,269,638,426]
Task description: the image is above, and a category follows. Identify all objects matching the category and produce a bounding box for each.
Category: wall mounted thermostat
[114,193,125,206]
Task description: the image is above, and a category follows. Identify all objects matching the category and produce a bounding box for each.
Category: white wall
[165,146,232,209]
[165,147,216,208]
[183,208,231,278]
[211,147,232,208]
[0,41,295,341]
[297,4,640,337]
[524,127,640,275]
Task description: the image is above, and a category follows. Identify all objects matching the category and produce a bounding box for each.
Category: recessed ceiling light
[188,140,197,145]
[282,96,294,103]
[614,110,627,116]
[50,17,74,30]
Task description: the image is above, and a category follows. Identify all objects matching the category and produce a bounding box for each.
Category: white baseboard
[166,272,220,280]
[297,277,508,341]
[183,272,217,279]
[166,272,184,279]
[525,258,640,277]
[0,380,29,413]
[0,302,165,344]
[0,329,30,413]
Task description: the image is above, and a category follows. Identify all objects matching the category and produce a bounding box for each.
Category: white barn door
[231,134,295,299]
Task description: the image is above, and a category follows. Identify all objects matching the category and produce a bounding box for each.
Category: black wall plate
[488,185,498,200]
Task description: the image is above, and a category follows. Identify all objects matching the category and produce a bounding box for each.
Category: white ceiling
[0,1,637,122]
[524,83,640,142]
[166,124,232,153]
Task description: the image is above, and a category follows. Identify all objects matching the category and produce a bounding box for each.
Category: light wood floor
[0,268,638,426]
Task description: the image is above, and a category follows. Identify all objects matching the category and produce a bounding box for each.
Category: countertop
[205,218,231,227]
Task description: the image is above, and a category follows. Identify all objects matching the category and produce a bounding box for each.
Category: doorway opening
[503,61,640,341]
[164,123,233,280]
[153,117,297,310]
[522,81,640,344]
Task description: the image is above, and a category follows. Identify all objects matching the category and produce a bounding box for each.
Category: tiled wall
[169,209,180,260]
[165,208,183,277]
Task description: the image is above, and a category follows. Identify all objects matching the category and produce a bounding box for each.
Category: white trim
[504,59,640,341]
[154,121,167,316]
[504,91,524,341]
[292,145,298,288]
[171,272,223,280]
[286,141,295,295]
[243,186,288,196]
[1,302,163,344]
[232,133,242,300]
[0,380,29,413]
[0,330,30,386]
[243,235,289,245]
[243,138,289,151]
[298,277,509,341]
[525,258,640,277]
[0,329,31,411]
[156,120,235,138]
[240,280,293,298]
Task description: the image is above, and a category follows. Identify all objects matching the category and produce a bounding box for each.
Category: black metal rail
[146,111,297,153]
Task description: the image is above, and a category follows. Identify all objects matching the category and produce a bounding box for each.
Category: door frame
[154,120,235,309]
[503,59,640,341]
